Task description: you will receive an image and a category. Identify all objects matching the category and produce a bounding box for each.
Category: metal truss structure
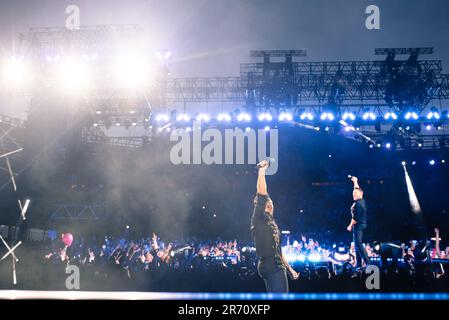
[49,203,103,221]
[9,26,449,150]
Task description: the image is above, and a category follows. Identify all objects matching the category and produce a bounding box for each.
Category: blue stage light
[429,160,435,166]
[384,112,398,120]
[320,112,335,121]
[257,112,273,121]
[196,113,210,122]
[342,112,356,121]
[237,112,251,122]
[405,112,419,120]
[217,113,232,122]
[176,113,190,122]
[155,113,170,122]
[278,112,293,122]
[300,112,314,121]
[362,112,376,121]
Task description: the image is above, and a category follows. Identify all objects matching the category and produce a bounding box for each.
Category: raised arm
[257,160,269,195]
[351,176,360,190]
[435,228,441,258]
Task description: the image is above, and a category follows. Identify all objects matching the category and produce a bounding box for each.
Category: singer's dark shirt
[250,193,284,274]
[351,198,367,226]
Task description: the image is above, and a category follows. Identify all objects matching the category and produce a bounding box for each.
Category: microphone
[257,158,276,168]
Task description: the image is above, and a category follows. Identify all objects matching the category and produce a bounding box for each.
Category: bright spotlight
[217,113,232,122]
[384,112,398,120]
[320,112,335,121]
[405,112,419,120]
[176,113,190,122]
[114,53,155,90]
[264,126,270,131]
[245,127,251,132]
[385,143,392,149]
[342,112,356,121]
[258,112,273,121]
[300,112,314,121]
[196,113,210,122]
[2,56,31,88]
[155,113,170,122]
[362,112,376,120]
[401,161,406,166]
[402,164,422,215]
[429,160,435,166]
[56,57,91,93]
[278,112,293,121]
[156,50,172,63]
[237,112,251,122]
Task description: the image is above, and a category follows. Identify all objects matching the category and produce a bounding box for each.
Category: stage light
[155,113,170,122]
[300,112,314,121]
[362,112,376,121]
[442,160,446,164]
[237,112,251,122]
[126,225,130,229]
[217,113,232,122]
[132,122,137,126]
[425,124,432,130]
[45,54,61,63]
[384,112,398,120]
[245,127,251,132]
[93,123,98,127]
[324,126,330,131]
[264,126,270,131]
[257,112,273,121]
[2,55,31,88]
[401,161,406,166]
[196,113,210,122]
[82,53,98,61]
[56,57,91,93]
[429,160,435,166]
[405,112,419,120]
[320,112,335,121]
[186,127,192,132]
[114,52,155,90]
[156,50,172,63]
[385,143,392,149]
[115,122,120,126]
[176,113,190,122]
[342,112,356,121]
[278,112,293,121]
[369,144,374,149]
[412,161,416,165]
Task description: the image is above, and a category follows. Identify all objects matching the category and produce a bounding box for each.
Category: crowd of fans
[43,228,449,286]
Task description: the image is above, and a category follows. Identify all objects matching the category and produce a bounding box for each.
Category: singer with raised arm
[251,159,298,293]
[347,176,371,268]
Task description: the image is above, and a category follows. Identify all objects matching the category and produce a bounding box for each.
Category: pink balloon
[62,233,74,247]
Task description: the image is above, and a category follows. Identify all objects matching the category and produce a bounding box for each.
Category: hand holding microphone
[257,158,275,169]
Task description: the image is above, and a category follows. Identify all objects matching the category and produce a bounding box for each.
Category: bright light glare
[2,56,31,88]
[114,53,154,90]
[217,113,232,122]
[57,57,91,93]
[403,165,422,214]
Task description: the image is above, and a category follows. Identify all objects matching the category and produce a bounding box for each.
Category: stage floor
[0,291,448,300]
